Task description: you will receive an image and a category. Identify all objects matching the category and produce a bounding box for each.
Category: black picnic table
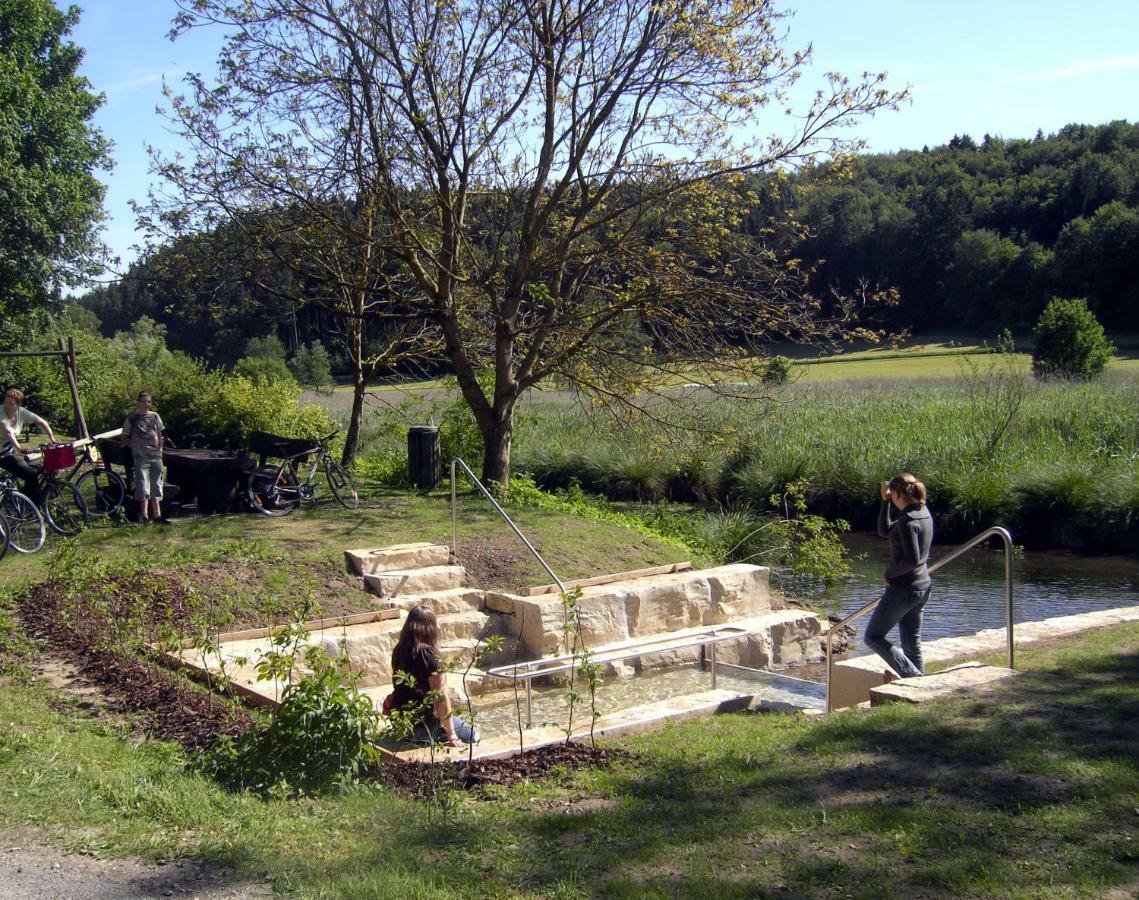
[161,448,257,514]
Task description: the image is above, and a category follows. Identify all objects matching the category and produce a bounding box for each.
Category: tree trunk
[341,321,366,467]
[480,403,514,487]
[342,370,366,467]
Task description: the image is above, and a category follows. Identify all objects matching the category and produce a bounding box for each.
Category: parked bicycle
[15,442,89,536]
[246,430,359,516]
[0,477,46,553]
[47,436,128,519]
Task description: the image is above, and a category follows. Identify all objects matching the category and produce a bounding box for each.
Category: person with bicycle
[121,390,167,524]
[1,388,56,499]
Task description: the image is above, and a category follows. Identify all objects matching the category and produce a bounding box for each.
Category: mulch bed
[15,575,627,795]
[375,743,630,798]
[18,577,254,751]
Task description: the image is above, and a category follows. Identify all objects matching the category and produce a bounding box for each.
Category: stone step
[440,634,525,669]
[436,608,508,643]
[363,565,466,598]
[378,587,486,616]
[503,563,774,656]
[346,542,451,576]
[869,662,1018,706]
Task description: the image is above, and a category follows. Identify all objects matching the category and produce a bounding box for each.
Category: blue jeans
[864,585,932,678]
[411,715,479,745]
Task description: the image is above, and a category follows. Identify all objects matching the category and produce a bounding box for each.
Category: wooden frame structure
[0,336,89,439]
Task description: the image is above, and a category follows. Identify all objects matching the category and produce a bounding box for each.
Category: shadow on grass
[423,643,1138,896]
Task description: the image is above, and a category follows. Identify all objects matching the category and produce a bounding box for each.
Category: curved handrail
[824,526,1014,712]
[450,458,566,594]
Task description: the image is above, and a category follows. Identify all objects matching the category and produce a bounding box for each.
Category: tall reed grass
[509,374,1139,553]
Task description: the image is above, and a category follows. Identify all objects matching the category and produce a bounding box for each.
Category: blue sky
[69,0,1139,276]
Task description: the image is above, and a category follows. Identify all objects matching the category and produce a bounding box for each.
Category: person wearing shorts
[121,391,167,524]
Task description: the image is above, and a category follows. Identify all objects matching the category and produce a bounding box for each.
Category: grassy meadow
[341,341,1139,555]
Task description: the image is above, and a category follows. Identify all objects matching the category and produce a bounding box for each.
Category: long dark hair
[392,605,439,673]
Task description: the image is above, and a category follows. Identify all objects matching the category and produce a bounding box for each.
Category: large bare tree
[152,0,904,482]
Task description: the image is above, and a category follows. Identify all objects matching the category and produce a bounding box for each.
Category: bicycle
[0,514,7,561]
[0,476,46,553]
[246,430,359,516]
[46,436,128,519]
[19,443,90,536]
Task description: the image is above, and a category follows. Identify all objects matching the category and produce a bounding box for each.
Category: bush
[1031,297,1114,380]
[234,355,297,386]
[761,355,793,386]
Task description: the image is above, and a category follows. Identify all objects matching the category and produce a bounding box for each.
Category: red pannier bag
[42,442,77,474]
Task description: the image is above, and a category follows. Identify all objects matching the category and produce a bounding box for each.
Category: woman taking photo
[864,473,935,679]
[388,606,478,747]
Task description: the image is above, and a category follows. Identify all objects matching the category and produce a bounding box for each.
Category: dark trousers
[0,452,40,499]
[864,585,932,678]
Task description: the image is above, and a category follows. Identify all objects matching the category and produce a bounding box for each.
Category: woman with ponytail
[864,473,935,678]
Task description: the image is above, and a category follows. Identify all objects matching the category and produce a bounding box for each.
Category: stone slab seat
[502,563,775,656]
[829,604,1139,709]
[345,542,451,576]
[869,662,1018,706]
[363,565,466,598]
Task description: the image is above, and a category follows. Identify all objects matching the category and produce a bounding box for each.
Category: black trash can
[408,425,441,490]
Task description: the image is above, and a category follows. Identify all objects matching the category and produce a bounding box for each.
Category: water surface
[778,533,1139,640]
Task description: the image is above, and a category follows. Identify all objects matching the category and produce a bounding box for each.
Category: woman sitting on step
[388,605,479,747]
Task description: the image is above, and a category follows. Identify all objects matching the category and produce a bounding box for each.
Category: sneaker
[155,517,171,526]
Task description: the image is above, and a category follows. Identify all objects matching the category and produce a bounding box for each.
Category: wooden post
[60,336,89,440]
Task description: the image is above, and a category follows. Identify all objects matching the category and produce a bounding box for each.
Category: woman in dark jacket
[864,473,935,678]
[389,605,478,747]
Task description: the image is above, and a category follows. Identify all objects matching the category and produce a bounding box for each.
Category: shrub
[234,355,297,386]
[761,354,793,386]
[1031,297,1114,380]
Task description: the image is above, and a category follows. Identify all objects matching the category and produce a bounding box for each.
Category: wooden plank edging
[524,562,693,596]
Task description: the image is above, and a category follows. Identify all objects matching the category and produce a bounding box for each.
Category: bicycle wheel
[0,490,46,553]
[75,466,127,518]
[42,480,89,536]
[325,461,360,509]
[0,515,8,562]
[247,464,301,516]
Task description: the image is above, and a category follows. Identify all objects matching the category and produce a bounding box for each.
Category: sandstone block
[345,542,451,575]
[363,565,466,598]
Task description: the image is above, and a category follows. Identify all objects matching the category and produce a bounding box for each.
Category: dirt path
[0,845,272,899]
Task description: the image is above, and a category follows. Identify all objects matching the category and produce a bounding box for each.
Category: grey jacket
[878,501,934,590]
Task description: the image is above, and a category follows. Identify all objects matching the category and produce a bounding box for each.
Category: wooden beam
[525,562,694,596]
[61,336,89,440]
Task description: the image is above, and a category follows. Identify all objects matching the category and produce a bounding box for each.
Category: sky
[67,0,1139,278]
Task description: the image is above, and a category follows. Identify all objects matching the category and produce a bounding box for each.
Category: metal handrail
[450,458,566,594]
[824,525,1014,712]
[486,625,750,727]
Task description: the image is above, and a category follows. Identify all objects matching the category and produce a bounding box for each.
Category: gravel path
[0,846,273,899]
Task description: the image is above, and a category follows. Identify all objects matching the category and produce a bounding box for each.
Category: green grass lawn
[0,616,1134,898]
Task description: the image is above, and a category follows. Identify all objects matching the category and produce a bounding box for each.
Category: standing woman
[864,473,935,678]
[1,388,56,497]
[389,606,478,747]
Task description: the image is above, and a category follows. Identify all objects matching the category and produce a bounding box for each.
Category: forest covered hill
[79,120,1139,371]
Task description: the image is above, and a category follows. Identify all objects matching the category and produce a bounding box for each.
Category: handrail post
[450,459,458,561]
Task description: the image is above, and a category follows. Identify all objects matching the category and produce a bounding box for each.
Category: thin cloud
[101,70,167,97]
[1005,54,1139,85]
